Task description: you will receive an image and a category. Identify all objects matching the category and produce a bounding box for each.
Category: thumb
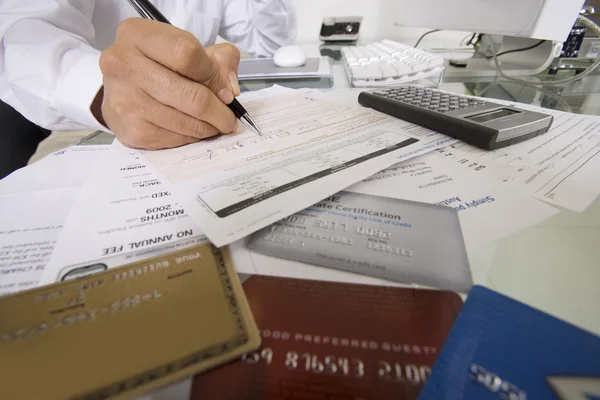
[205,43,241,97]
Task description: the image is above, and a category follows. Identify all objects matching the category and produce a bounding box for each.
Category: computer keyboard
[341,40,446,87]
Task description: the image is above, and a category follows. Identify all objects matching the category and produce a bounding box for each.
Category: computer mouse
[273,45,307,68]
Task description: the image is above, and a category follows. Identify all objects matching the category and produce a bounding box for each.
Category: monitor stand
[436,36,561,78]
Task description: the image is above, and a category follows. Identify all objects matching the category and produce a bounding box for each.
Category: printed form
[435,102,600,212]
[140,87,456,245]
[347,152,559,249]
[319,88,600,212]
[40,147,207,285]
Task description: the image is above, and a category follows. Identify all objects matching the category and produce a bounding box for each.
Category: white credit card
[246,191,472,292]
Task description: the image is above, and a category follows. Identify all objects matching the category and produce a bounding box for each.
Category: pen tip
[244,115,262,136]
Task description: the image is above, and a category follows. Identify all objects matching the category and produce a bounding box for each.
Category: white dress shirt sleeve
[0,0,107,132]
[218,0,297,57]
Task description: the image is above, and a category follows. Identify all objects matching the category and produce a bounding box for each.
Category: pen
[126,0,262,136]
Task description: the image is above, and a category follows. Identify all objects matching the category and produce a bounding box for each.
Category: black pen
[126,0,262,135]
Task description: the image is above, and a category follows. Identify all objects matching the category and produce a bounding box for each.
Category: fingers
[120,121,201,150]
[119,50,238,134]
[137,90,221,140]
[100,43,238,135]
[116,18,233,103]
[97,18,244,151]
[100,85,188,150]
[110,111,201,150]
[206,43,241,96]
[100,82,219,150]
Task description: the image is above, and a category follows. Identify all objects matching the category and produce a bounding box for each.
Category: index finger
[116,18,233,102]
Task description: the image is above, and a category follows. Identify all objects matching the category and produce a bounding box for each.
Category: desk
[80,44,600,336]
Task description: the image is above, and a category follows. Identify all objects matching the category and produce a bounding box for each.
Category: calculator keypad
[373,87,485,113]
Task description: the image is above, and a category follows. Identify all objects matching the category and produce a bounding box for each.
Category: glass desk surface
[82,44,600,335]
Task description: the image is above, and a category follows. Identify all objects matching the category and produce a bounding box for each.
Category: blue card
[419,286,600,400]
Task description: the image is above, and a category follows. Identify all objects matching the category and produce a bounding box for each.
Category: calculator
[358,86,554,150]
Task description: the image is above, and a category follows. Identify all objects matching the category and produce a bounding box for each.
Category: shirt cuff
[53,52,110,132]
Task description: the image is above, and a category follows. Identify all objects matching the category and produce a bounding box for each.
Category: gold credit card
[0,244,260,400]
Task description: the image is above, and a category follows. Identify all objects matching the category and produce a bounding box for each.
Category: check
[140,87,457,246]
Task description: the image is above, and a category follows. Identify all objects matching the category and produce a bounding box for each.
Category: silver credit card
[246,191,472,292]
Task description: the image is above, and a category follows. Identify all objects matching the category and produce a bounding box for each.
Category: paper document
[435,102,600,212]
[0,144,111,195]
[140,87,457,245]
[347,152,559,248]
[0,189,77,296]
[229,152,558,288]
[40,149,205,285]
[321,88,600,211]
[230,240,410,288]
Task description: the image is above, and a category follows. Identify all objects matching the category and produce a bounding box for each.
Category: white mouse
[273,45,307,68]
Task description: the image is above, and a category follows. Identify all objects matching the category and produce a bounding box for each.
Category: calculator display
[466,108,520,123]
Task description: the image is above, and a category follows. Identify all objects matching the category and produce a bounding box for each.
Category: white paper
[435,102,600,212]
[0,144,111,195]
[140,87,457,246]
[40,149,205,285]
[229,240,411,288]
[346,152,559,249]
[0,189,77,295]
[322,89,600,211]
[228,152,558,287]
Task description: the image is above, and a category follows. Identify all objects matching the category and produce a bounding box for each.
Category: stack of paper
[20,86,459,288]
[1,85,600,293]
[2,84,600,399]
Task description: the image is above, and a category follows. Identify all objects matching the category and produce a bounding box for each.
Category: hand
[206,43,241,97]
[94,18,240,150]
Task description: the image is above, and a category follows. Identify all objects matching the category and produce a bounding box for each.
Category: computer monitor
[391,0,586,77]
[393,0,585,42]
